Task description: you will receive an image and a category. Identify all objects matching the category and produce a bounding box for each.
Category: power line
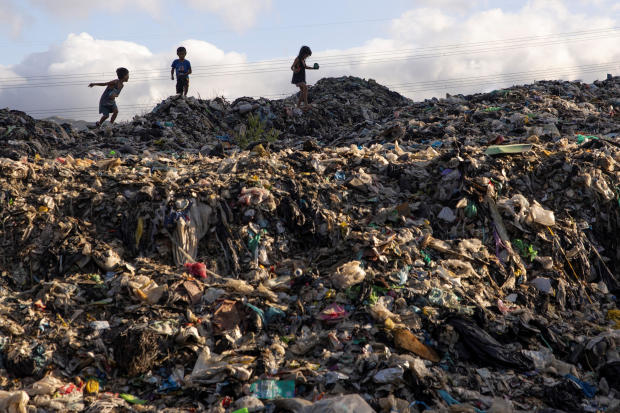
[0,26,617,86]
[2,35,619,91]
[21,62,618,117]
[0,17,397,46]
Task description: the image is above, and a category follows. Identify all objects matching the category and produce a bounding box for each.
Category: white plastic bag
[0,390,29,413]
[331,261,366,289]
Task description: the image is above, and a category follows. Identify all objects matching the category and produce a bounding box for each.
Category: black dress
[291,58,306,85]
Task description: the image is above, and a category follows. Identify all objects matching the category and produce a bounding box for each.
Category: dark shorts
[292,74,306,85]
[99,101,118,116]
[176,77,189,94]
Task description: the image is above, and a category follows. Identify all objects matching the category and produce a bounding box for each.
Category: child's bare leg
[97,114,109,126]
[184,84,189,97]
[303,85,309,107]
[297,85,303,107]
[110,109,119,124]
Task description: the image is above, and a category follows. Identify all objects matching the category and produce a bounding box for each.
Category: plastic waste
[274,394,375,413]
[449,318,534,371]
[485,144,533,155]
[393,328,440,362]
[531,277,553,294]
[84,379,100,395]
[317,303,349,322]
[373,366,404,383]
[331,261,366,289]
[249,379,295,399]
[0,390,29,413]
[565,374,596,398]
[465,200,478,218]
[529,202,555,226]
[184,262,207,279]
[120,393,147,405]
[29,375,64,396]
[438,206,457,223]
[428,288,474,315]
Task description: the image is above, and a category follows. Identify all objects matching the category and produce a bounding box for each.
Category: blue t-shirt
[172,59,191,78]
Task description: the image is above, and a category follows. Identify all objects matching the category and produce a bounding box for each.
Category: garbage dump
[0,75,619,412]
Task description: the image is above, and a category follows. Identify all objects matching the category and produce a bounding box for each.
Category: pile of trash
[0,75,619,412]
[1,76,411,160]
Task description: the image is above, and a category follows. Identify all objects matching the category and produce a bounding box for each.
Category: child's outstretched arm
[89,80,117,88]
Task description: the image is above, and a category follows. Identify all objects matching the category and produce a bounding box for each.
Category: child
[291,45,318,110]
[171,46,192,97]
[88,67,129,127]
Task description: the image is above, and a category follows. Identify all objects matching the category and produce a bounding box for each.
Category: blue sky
[1,0,412,64]
[0,0,618,120]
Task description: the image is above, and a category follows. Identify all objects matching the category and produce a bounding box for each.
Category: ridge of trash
[0,75,619,413]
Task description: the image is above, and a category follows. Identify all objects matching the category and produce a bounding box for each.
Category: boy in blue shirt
[171,46,192,97]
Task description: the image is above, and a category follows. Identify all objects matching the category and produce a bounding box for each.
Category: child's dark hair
[116,67,129,79]
[298,45,312,60]
[177,46,187,54]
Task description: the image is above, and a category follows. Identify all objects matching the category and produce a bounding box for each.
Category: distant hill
[41,115,90,131]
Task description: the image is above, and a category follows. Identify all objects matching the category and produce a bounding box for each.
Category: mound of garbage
[0,75,619,412]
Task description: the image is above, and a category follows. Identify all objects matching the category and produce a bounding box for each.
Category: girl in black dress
[291,45,318,110]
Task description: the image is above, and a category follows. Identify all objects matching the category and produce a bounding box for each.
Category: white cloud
[3,0,270,34]
[183,0,272,31]
[24,0,270,30]
[0,33,253,120]
[409,0,483,12]
[26,0,163,18]
[0,3,618,121]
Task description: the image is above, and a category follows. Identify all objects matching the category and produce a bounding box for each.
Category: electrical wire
[20,62,618,117]
[0,26,617,86]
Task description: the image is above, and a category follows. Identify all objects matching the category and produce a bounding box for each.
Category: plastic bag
[449,318,534,371]
[171,199,212,265]
[331,261,366,289]
[373,366,404,384]
[0,390,29,413]
[29,375,64,396]
[317,303,349,322]
[275,394,375,413]
[529,202,555,226]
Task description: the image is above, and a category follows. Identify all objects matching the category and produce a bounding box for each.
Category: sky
[0,0,619,121]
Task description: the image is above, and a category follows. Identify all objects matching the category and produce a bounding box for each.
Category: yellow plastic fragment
[607,309,620,329]
[85,379,99,394]
[135,217,144,249]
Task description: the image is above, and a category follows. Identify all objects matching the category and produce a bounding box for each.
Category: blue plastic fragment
[409,400,430,410]
[157,376,180,393]
[245,303,266,325]
[566,374,596,398]
[438,390,486,413]
[438,390,460,406]
[265,307,286,324]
